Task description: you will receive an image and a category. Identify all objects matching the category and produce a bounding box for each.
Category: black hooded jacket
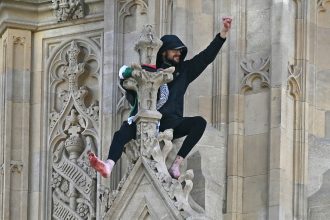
[156,34,226,130]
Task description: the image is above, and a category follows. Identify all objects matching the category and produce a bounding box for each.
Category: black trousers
[107,116,207,163]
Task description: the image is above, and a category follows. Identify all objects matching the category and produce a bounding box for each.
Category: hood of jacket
[156,35,188,68]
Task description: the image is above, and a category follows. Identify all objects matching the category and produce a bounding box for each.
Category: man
[88,64,169,177]
[157,17,232,178]
[89,17,232,178]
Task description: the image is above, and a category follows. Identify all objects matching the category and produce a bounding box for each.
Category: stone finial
[122,63,174,157]
[135,25,163,64]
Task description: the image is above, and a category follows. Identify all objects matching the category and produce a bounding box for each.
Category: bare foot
[169,166,181,179]
[88,151,114,178]
[168,156,184,179]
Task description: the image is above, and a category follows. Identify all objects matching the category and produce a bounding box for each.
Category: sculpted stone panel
[240,57,270,94]
[47,39,101,220]
[52,0,85,22]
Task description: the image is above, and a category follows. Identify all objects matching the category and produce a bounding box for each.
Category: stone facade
[0,0,330,220]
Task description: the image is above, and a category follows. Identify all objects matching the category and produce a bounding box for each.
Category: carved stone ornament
[135,25,163,64]
[52,0,85,22]
[318,0,330,12]
[48,39,100,220]
[13,36,26,46]
[287,63,302,100]
[240,57,270,93]
[123,64,174,112]
[10,160,23,174]
[146,130,206,218]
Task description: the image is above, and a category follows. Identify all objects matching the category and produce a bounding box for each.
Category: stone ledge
[0,0,104,35]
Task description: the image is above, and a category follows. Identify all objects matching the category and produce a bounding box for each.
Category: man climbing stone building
[88,17,232,179]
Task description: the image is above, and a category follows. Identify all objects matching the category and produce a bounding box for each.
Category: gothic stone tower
[1,0,330,220]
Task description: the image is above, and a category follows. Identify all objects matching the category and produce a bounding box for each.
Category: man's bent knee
[194,116,207,131]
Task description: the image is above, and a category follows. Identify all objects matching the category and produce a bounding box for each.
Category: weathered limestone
[0,0,330,220]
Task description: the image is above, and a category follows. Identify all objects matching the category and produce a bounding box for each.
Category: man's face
[163,49,182,64]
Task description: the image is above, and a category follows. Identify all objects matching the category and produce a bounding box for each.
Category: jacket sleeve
[119,65,136,106]
[156,84,169,110]
[119,65,133,79]
[184,34,226,83]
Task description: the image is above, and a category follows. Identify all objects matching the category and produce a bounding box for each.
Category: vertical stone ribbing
[0,28,31,220]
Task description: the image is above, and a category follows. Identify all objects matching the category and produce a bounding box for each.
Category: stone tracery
[48,39,100,220]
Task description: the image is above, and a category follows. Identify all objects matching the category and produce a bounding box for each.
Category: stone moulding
[240,57,270,93]
[52,0,85,22]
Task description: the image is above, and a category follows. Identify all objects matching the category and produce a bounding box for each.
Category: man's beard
[164,56,180,67]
